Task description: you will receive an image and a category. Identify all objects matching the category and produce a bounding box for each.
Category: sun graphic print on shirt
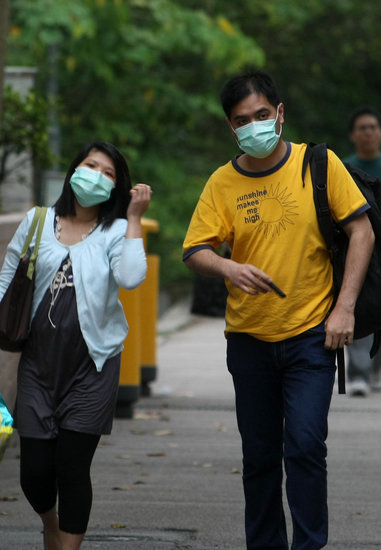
[237,183,299,237]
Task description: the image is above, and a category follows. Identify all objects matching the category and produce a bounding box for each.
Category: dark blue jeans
[227,323,336,550]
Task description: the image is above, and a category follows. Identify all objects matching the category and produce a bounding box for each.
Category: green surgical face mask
[234,106,282,159]
[70,166,115,207]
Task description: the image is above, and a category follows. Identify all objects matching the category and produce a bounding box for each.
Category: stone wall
[0,213,25,412]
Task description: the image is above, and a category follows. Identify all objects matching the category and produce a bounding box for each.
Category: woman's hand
[125,184,152,238]
[127,184,152,218]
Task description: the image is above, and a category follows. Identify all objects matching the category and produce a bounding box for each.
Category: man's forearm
[318,213,374,349]
[185,248,275,296]
[184,248,230,278]
[336,214,375,311]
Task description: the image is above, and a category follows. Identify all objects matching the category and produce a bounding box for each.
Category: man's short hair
[220,70,281,119]
[348,106,381,132]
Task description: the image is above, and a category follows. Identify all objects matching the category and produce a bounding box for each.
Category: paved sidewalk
[1,302,381,549]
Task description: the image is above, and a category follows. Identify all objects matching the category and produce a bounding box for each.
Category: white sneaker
[348,379,370,397]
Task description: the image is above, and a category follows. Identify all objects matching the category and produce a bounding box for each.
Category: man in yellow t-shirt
[183,70,374,550]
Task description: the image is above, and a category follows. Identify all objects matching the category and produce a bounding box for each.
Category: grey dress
[15,255,121,438]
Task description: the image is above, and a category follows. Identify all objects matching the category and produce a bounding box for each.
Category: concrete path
[1,302,381,549]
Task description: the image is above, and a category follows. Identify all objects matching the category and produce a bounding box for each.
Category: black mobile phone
[268,281,286,298]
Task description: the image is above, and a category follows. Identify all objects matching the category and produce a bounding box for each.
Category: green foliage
[187,0,381,155]
[7,0,264,288]
[0,86,54,184]
[227,0,381,156]
[7,0,381,290]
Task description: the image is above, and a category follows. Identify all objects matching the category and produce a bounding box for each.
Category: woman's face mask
[233,106,282,159]
[70,166,115,207]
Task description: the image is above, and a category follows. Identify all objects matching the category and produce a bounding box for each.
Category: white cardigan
[0,207,147,371]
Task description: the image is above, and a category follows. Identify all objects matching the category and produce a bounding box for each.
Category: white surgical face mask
[233,106,282,158]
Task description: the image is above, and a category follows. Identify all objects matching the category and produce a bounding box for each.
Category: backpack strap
[303,143,346,394]
[302,144,313,187]
[370,330,381,358]
[336,348,346,394]
[306,143,339,254]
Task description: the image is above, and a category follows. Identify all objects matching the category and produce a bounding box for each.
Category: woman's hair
[54,141,132,229]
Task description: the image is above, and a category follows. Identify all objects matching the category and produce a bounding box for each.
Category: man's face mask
[233,106,282,159]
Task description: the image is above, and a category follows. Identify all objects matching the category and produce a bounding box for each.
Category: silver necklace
[55,215,98,241]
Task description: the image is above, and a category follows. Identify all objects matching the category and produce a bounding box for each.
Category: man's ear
[278,103,285,125]
[226,116,236,137]
[226,117,239,147]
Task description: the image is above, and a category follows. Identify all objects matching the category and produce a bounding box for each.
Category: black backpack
[302,142,381,393]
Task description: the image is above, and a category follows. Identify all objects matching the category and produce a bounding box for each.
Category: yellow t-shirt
[183,142,369,341]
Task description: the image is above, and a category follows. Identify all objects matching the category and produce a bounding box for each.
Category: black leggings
[20,429,100,534]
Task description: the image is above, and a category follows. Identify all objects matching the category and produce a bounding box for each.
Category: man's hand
[224,260,275,295]
[185,249,275,295]
[324,304,354,350]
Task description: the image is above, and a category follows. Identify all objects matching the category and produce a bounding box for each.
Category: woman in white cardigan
[0,141,152,550]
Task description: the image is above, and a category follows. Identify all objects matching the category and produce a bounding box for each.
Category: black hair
[348,106,381,132]
[54,141,132,229]
[220,70,281,119]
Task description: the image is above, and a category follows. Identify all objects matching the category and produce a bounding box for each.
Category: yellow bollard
[140,218,159,250]
[116,285,141,418]
[140,254,160,395]
[139,219,160,396]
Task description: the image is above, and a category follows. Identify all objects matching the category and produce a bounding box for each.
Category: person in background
[183,70,374,550]
[344,107,381,397]
[0,141,152,550]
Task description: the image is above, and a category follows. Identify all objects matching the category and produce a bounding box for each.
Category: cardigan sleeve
[111,237,147,289]
[0,211,32,301]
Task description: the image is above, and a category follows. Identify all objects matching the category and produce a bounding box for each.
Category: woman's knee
[19,437,57,512]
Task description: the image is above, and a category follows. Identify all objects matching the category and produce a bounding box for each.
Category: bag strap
[306,143,338,253]
[18,207,48,280]
[27,207,48,280]
[370,330,381,358]
[304,143,346,394]
[20,207,42,259]
[336,348,346,394]
[301,143,313,186]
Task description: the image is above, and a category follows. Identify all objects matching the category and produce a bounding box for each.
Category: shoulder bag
[0,207,48,352]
